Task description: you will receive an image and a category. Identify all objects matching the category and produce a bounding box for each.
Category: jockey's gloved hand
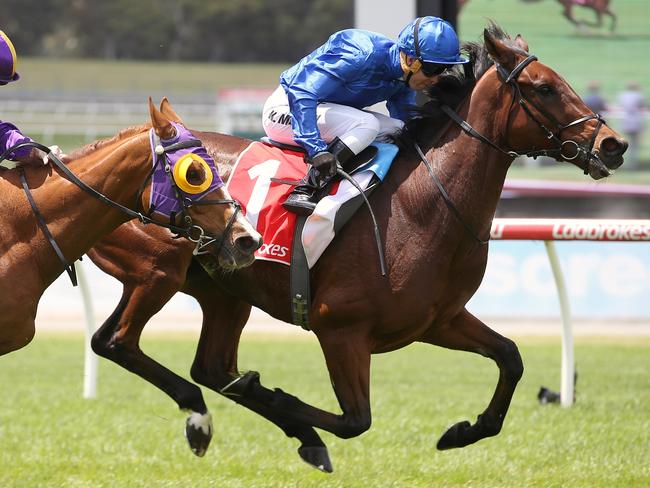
[46,145,68,164]
[16,148,49,166]
[310,151,337,178]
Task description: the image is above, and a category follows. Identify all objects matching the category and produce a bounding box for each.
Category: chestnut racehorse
[559,0,616,31]
[87,26,627,472]
[0,98,260,386]
[522,0,616,32]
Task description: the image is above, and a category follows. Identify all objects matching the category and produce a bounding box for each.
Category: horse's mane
[67,124,149,160]
[392,22,526,153]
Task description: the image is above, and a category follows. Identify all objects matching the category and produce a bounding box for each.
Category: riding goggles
[420,62,452,77]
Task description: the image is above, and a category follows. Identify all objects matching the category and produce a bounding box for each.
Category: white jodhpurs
[262,86,404,155]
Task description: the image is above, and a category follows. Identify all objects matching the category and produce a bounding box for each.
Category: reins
[335,167,387,275]
[413,142,489,245]
[414,53,608,245]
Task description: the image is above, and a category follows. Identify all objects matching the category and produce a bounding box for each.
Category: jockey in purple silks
[0,30,62,166]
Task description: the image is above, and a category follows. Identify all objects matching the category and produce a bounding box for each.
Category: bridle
[141,131,242,257]
[415,53,608,244]
[441,54,606,170]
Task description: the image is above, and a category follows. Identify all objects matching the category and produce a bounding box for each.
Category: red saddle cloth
[226,142,341,265]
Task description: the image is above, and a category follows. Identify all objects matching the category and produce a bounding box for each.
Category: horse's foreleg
[562,9,577,26]
[418,308,523,450]
[582,9,605,28]
[606,10,616,31]
[226,327,373,442]
[562,7,583,29]
[224,327,372,471]
[90,285,212,457]
[185,269,333,472]
[315,327,373,438]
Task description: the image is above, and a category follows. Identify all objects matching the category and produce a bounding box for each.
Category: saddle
[260,138,384,329]
[260,137,378,176]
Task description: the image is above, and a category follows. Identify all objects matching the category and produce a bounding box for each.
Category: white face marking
[186,411,213,436]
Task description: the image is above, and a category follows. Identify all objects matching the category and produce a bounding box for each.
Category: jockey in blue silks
[0,30,62,166]
[263,16,469,215]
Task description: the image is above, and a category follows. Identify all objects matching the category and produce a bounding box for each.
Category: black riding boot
[283,138,355,216]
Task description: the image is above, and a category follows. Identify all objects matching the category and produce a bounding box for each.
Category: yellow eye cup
[172,153,214,194]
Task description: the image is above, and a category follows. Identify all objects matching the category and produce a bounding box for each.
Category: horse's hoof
[436,420,472,450]
[298,445,333,473]
[184,411,213,457]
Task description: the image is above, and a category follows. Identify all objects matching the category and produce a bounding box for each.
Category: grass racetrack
[2,1,649,486]
[1,331,648,487]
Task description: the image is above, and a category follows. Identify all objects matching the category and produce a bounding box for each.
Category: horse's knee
[337,412,372,439]
[90,325,136,361]
[90,327,123,359]
[90,331,110,357]
[507,344,524,383]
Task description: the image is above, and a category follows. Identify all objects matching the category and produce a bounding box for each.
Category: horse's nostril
[600,137,627,157]
[235,235,260,253]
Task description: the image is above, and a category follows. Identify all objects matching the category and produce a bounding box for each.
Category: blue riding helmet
[397,16,468,65]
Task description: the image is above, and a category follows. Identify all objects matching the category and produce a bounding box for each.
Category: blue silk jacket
[280,29,414,157]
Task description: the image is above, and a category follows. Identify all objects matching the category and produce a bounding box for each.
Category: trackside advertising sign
[468,240,650,318]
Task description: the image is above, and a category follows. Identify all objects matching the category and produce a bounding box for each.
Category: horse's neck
[406,91,512,240]
[39,134,151,280]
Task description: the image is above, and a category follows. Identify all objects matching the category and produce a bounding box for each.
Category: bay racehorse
[0,98,260,377]
[86,26,626,472]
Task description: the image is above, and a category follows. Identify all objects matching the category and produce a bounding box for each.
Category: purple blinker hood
[149,122,224,218]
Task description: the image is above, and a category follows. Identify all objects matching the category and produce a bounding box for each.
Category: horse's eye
[536,84,554,96]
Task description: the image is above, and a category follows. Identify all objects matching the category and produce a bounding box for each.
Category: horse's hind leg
[418,308,523,450]
[185,264,333,472]
[562,7,579,27]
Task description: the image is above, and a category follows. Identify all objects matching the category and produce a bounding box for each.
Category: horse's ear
[484,28,517,71]
[514,34,529,52]
[160,97,183,123]
[149,97,176,140]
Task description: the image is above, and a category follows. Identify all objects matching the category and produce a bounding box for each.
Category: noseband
[441,54,605,172]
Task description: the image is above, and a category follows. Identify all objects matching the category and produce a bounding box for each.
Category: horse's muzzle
[217,233,262,270]
[586,136,627,180]
[599,136,627,169]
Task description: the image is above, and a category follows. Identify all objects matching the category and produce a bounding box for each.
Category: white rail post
[544,241,574,407]
[75,261,99,399]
